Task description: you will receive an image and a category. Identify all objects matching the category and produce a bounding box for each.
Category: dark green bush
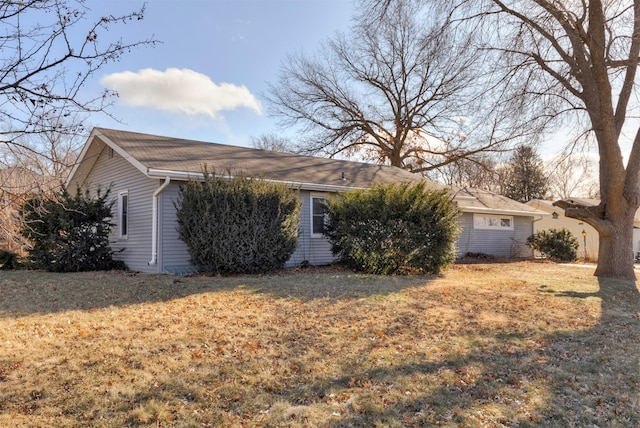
[20,188,119,272]
[527,228,579,262]
[324,182,460,275]
[0,249,18,270]
[175,171,301,274]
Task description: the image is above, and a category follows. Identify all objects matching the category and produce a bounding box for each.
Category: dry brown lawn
[0,261,638,427]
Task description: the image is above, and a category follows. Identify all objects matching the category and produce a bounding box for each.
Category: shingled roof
[68,128,439,192]
[67,128,543,217]
[452,187,544,216]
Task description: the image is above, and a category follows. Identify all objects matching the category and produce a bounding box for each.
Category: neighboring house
[453,187,544,258]
[66,128,543,273]
[527,198,640,261]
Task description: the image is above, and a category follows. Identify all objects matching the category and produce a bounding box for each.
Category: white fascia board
[65,130,96,187]
[146,169,205,182]
[65,128,108,188]
[95,129,149,176]
[66,128,149,189]
[146,168,367,193]
[459,206,549,217]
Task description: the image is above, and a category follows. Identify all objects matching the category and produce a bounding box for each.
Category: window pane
[473,214,513,230]
[313,216,324,234]
[121,194,128,237]
[312,198,325,215]
[312,197,327,235]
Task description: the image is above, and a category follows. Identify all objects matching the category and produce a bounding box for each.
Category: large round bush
[324,182,460,275]
[175,172,301,274]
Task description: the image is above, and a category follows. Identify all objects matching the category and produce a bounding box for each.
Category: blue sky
[52,0,610,176]
[83,0,356,146]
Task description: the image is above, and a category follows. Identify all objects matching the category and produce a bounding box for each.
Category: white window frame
[310,194,328,238]
[473,214,514,230]
[118,190,129,239]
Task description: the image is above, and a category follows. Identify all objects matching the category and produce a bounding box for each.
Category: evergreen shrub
[0,249,18,270]
[20,188,119,272]
[175,171,301,274]
[527,228,579,262]
[324,182,460,275]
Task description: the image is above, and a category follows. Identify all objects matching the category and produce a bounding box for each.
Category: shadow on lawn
[0,267,432,317]
[3,265,638,425]
[271,277,640,426]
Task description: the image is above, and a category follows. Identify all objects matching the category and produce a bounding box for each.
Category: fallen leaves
[0,262,638,427]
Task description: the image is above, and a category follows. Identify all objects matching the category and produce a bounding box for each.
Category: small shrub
[324,182,460,275]
[175,170,301,274]
[20,188,119,272]
[0,249,18,270]
[527,228,579,262]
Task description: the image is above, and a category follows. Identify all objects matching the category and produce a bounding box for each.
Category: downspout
[148,176,171,266]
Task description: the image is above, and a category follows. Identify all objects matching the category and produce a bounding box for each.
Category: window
[119,190,129,238]
[473,214,514,230]
[311,195,328,237]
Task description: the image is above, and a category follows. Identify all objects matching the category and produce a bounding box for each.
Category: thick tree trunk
[555,199,637,281]
[594,212,636,280]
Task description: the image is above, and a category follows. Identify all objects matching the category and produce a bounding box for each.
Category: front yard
[0,261,638,427]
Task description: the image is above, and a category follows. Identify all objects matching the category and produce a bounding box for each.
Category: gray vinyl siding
[81,145,159,273]
[158,183,192,273]
[287,191,335,267]
[156,186,337,273]
[456,212,534,258]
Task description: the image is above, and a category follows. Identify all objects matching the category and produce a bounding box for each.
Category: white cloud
[100,68,262,119]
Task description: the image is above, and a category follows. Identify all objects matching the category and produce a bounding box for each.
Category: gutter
[148,176,171,267]
[145,168,368,193]
[457,206,549,217]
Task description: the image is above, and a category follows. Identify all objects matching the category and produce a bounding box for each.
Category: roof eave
[65,128,101,189]
[458,206,549,217]
[146,168,368,192]
[66,128,150,190]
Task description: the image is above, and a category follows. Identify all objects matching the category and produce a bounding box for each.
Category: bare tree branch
[266,0,519,173]
[0,0,156,146]
[0,0,155,254]
[469,0,640,279]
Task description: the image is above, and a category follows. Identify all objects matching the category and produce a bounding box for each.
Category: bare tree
[0,0,153,254]
[0,113,86,254]
[461,0,640,279]
[0,165,39,254]
[250,133,295,153]
[0,0,155,150]
[546,153,599,200]
[267,0,515,173]
[428,154,502,191]
[1,113,85,188]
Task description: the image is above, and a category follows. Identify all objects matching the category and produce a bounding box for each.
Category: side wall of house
[456,213,534,258]
[531,208,599,261]
[81,144,159,273]
[157,186,336,273]
[287,191,335,267]
[158,183,193,274]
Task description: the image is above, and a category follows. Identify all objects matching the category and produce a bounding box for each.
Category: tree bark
[593,210,636,280]
[555,198,637,280]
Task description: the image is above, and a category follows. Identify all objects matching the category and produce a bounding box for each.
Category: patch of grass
[0,262,638,427]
